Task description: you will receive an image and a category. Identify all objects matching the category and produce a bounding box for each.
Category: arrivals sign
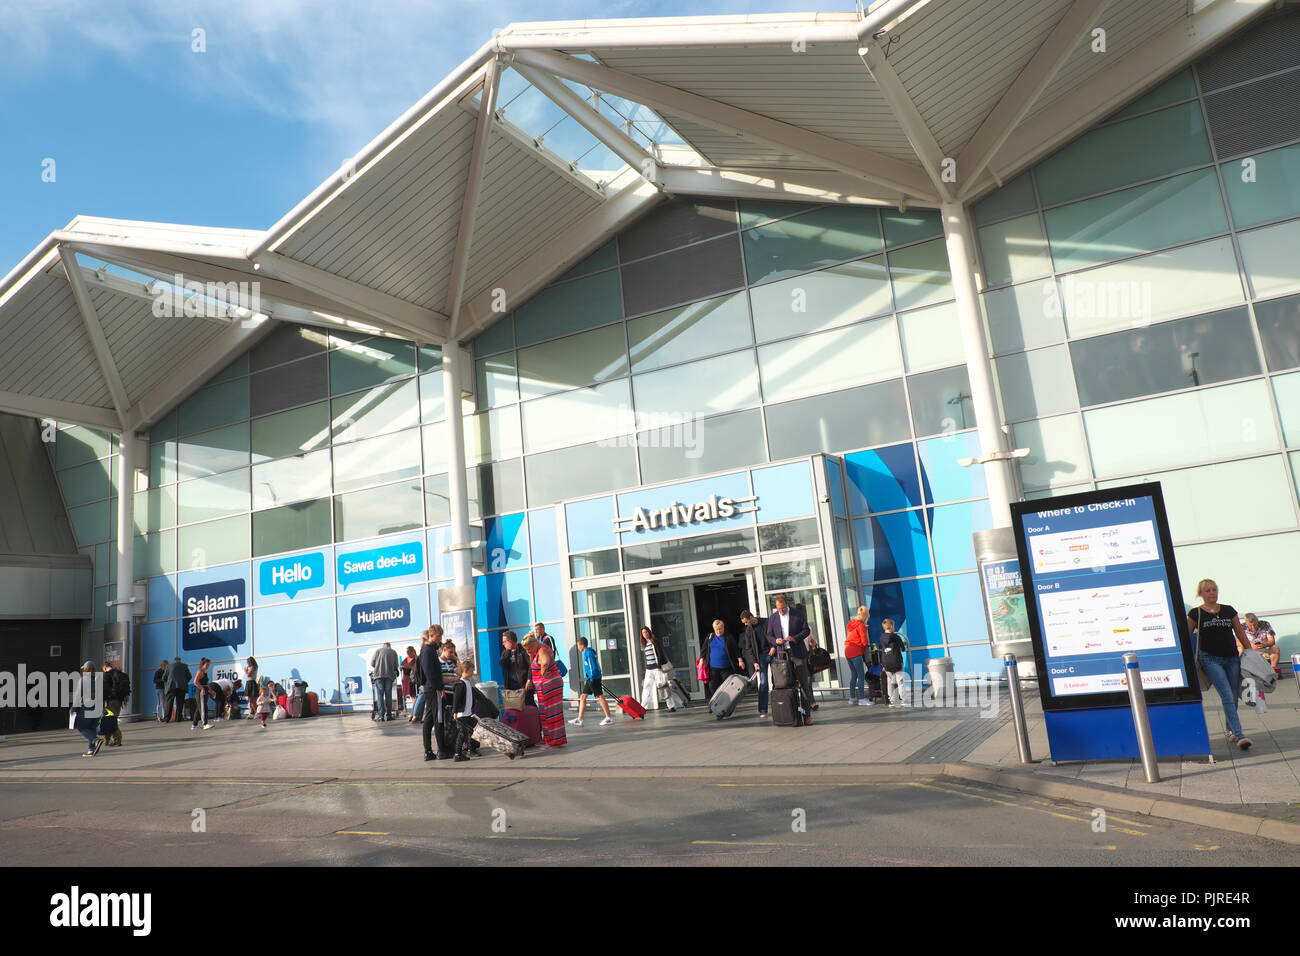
[181,579,247,651]
[613,494,757,533]
[1010,484,1198,712]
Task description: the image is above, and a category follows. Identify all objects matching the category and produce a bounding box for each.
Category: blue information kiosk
[1010,484,1210,762]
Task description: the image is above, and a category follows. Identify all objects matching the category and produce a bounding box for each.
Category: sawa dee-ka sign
[337,541,424,590]
[181,579,246,651]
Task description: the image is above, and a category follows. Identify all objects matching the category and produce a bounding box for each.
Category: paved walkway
[3,676,1297,839]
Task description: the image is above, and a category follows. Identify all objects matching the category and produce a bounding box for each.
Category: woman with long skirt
[528,637,567,747]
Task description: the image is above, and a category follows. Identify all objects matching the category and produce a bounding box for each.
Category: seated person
[1242,614,1280,673]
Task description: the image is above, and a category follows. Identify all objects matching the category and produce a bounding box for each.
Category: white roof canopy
[0,0,1273,434]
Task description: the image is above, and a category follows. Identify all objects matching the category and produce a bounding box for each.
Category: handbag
[1192,609,1212,692]
[501,688,527,711]
[555,657,567,679]
[808,645,833,675]
[695,656,708,683]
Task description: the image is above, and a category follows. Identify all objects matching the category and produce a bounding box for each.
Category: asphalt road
[0,774,1289,866]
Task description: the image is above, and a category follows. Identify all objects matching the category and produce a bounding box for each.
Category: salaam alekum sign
[614,494,757,533]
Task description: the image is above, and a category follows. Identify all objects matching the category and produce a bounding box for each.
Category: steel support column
[115,431,137,623]
[441,346,473,588]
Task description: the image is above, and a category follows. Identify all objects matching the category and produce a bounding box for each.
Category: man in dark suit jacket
[739,610,770,719]
[766,594,815,725]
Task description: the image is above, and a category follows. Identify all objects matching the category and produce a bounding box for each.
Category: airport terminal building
[1,1,1298,717]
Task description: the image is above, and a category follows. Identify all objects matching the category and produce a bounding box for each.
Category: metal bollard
[1123,653,1160,783]
[1003,654,1032,764]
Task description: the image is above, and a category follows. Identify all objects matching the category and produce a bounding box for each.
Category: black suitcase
[771,687,801,727]
[771,651,795,691]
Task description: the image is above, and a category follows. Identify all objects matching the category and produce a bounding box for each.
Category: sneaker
[424,751,436,761]
[202,723,213,730]
[1237,735,1252,750]
[804,716,814,726]
[569,718,583,727]
[453,754,470,762]
[758,712,768,720]
[666,706,677,713]
[91,737,104,756]
[857,699,872,706]
[82,749,95,757]
[599,716,614,726]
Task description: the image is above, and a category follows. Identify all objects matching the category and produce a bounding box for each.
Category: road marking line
[486,835,579,841]
[1026,797,1152,829]
[908,781,1147,837]
[711,782,914,788]
[1193,844,1220,851]
[691,840,814,847]
[336,830,389,835]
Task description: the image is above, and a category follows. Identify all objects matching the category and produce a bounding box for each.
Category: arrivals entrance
[631,569,760,702]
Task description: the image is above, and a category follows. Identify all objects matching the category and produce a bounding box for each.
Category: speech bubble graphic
[181,579,247,651]
[347,597,411,634]
[259,552,325,600]
[337,542,424,590]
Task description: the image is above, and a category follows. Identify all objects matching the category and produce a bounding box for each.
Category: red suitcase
[306,691,319,716]
[609,691,646,719]
[502,706,542,747]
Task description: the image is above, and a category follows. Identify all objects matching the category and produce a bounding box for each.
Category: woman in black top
[1187,578,1253,750]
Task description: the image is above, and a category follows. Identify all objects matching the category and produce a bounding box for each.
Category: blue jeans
[1199,652,1243,738]
[756,655,769,715]
[375,677,394,718]
[75,710,98,748]
[412,690,426,720]
[847,656,866,699]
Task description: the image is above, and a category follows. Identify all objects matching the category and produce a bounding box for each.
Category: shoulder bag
[1191,608,1212,692]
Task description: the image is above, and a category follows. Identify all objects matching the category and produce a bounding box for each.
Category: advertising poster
[979,557,1031,647]
[440,608,475,670]
[103,640,125,671]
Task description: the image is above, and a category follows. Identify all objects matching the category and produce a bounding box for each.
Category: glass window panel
[763,558,825,591]
[1239,218,1300,299]
[134,529,176,578]
[618,199,737,261]
[149,411,177,444]
[1034,101,1213,206]
[178,468,249,524]
[420,370,445,423]
[465,405,523,466]
[418,345,442,371]
[1275,372,1300,445]
[1061,237,1244,338]
[741,205,882,285]
[333,479,424,542]
[1256,293,1300,372]
[522,377,634,455]
[634,351,760,423]
[1013,414,1091,490]
[93,542,109,587]
[1044,168,1229,273]
[252,448,332,510]
[971,171,1037,226]
[571,549,619,578]
[56,425,112,469]
[422,422,449,475]
[471,314,514,357]
[332,428,422,493]
[250,324,329,371]
[515,270,623,347]
[517,323,628,399]
[251,402,330,464]
[929,499,992,573]
[470,459,525,520]
[68,500,109,546]
[863,577,943,649]
[1293,452,1300,500]
[59,458,112,507]
[177,423,249,480]
[178,514,249,567]
[424,474,450,527]
[758,317,901,404]
[882,209,942,248]
[637,408,766,485]
[845,442,923,514]
[475,353,518,409]
[622,527,756,571]
[329,337,416,396]
[996,346,1079,421]
[330,379,419,444]
[1174,532,1300,622]
[918,431,986,504]
[766,380,910,459]
[758,518,820,552]
[177,378,248,435]
[574,585,623,615]
[748,256,892,343]
[149,440,178,487]
[134,486,177,536]
[1097,457,1295,544]
[578,614,629,680]
[978,214,1051,288]
[738,200,818,229]
[899,301,963,371]
[984,280,1064,354]
[1070,307,1259,406]
[1220,142,1300,229]
[250,352,327,417]
[1085,380,1279,478]
[525,441,638,508]
[907,365,973,438]
[555,242,618,282]
[627,292,752,373]
[209,355,247,384]
[889,238,952,311]
[621,233,745,317]
[854,510,930,580]
[252,498,332,558]
[1107,69,1197,121]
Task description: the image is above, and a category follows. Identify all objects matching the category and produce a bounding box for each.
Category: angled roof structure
[0,0,1277,435]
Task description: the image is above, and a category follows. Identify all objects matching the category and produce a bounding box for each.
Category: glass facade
[50,18,1300,707]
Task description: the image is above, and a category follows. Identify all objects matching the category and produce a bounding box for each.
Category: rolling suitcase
[502,706,543,746]
[605,688,646,719]
[708,673,750,720]
[771,687,802,727]
[306,691,319,716]
[771,651,795,690]
[471,717,528,759]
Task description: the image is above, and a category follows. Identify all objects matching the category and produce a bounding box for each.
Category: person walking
[703,619,742,701]
[528,636,567,747]
[101,662,130,746]
[737,610,770,718]
[845,607,871,707]
[255,680,274,728]
[767,594,815,725]
[421,625,447,761]
[192,658,213,730]
[72,661,103,757]
[570,636,614,727]
[637,626,681,712]
[372,641,400,721]
[400,645,417,709]
[153,660,168,722]
[243,658,259,720]
[165,656,190,723]
[1188,578,1254,751]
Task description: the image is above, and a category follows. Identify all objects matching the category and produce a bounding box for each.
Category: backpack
[110,670,131,701]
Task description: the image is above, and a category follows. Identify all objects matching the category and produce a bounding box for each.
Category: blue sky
[0,0,830,273]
